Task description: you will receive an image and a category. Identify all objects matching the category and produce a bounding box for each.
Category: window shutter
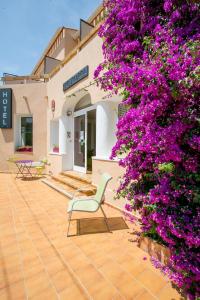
[118,103,129,118]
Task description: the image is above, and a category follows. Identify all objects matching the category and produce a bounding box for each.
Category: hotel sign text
[63,66,89,91]
[0,88,12,128]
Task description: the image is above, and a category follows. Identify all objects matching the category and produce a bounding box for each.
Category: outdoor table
[15,160,33,179]
[15,160,45,179]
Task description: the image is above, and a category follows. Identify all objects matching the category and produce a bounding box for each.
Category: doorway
[74,108,96,173]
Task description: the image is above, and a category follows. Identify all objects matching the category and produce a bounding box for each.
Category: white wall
[96,101,118,159]
[59,116,67,154]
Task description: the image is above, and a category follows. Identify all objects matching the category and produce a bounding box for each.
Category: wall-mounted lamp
[66,110,72,117]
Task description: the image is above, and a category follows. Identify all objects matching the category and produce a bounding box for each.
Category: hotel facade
[0,4,125,208]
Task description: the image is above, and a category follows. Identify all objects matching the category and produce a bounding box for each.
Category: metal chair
[67,173,112,236]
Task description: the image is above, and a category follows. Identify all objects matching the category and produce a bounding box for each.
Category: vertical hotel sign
[0,89,12,128]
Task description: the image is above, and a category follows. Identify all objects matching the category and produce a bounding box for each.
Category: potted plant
[53,144,59,153]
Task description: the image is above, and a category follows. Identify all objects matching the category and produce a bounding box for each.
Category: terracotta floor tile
[25,271,52,298]
[77,241,97,256]
[51,237,70,250]
[118,278,146,299]
[0,265,23,289]
[88,251,112,268]
[0,280,26,300]
[75,264,103,287]
[136,269,168,295]
[120,258,147,278]
[33,238,51,250]
[20,252,39,265]
[1,234,17,246]
[100,261,146,299]
[135,291,156,300]
[18,241,36,254]
[59,284,87,300]
[94,290,122,300]
[30,286,58,300]
[1,243,19,257]
[28,231,44,240]
[23,261,45,279]
[51,269,74,292]
[1,253,21,270]
[45,257,65,276]
[67,253,91,271]
[157,283,183,300]
[38,246,57,259]
[60,244,82,260]
[86,277,121,300]
[99,260,127,282]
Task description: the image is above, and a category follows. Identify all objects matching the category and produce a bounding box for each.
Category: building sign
[0,88,12,128]
[63,66,89,91]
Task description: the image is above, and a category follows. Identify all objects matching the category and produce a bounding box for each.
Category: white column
[59,117,67,154]
[96,101,118,159]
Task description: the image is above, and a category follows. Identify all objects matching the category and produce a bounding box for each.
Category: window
[21,117,33,147]
[15,116,33,152]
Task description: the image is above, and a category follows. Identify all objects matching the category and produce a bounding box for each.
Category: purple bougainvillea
[95,0,200,298]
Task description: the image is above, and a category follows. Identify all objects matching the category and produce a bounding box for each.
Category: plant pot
[138,236,170,265]
[53,147,59,153]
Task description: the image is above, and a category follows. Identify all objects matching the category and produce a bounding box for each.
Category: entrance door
[73,107,96,173]
[74,114,86,172]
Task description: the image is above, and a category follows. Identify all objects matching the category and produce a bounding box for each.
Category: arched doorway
[73,95,96,173]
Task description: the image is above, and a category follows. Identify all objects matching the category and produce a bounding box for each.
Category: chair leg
[100,205,111,233]
[67,211,72,237]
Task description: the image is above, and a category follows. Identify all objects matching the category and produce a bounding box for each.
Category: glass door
[74,114,86,172]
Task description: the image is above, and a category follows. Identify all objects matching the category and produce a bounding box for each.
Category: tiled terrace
[0,173,182,300]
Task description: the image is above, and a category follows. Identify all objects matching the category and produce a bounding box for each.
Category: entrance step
[42,178,75,199]
[61,171,92,184]
[51,173,96,196]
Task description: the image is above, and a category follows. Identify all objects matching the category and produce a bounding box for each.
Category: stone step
[51,174,96,196]
[61,171,92,185]
[42,178,74,199]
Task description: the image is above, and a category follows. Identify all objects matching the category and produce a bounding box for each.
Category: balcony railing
[89,6,106,27]
[47,28,65,58]
[0,75,48,85]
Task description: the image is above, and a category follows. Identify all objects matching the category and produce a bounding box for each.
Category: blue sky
[0,0,102,77]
